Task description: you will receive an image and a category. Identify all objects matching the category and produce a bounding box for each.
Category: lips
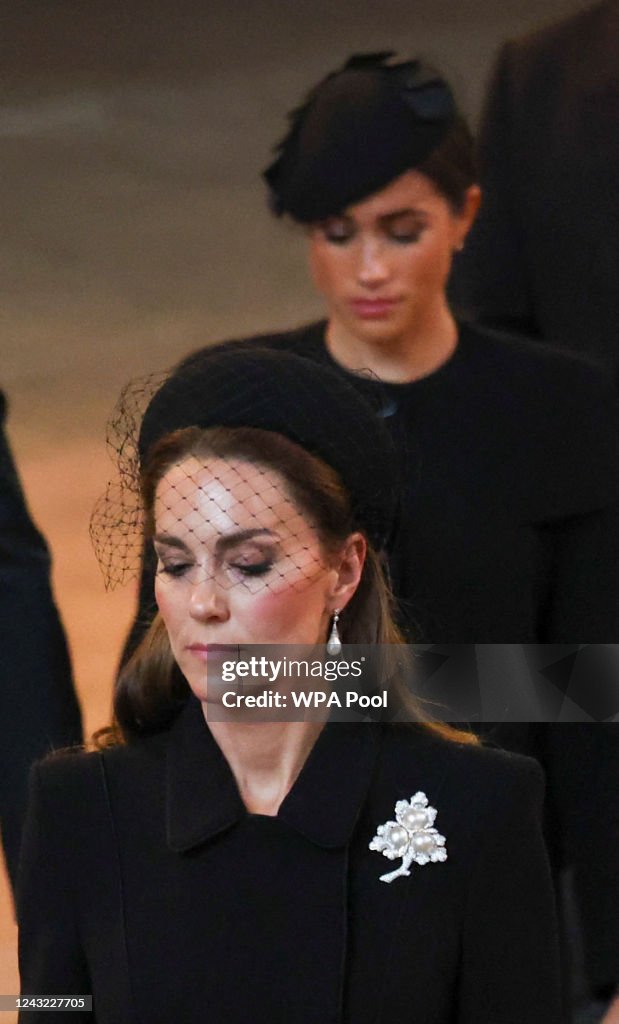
[350,298,401,319]
[186,643,240,662]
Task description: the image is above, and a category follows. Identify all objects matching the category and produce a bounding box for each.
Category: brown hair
[417,116,477,212]
[97,426,475,747]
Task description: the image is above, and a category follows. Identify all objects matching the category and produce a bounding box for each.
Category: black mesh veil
[90,347,400,596]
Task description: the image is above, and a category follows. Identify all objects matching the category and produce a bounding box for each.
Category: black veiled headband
[263,52,457,222]
[140,347,399,550]
[91,346,400,588]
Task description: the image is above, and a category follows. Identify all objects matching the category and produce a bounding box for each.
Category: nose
[189,574,230,623]
[356,236,390,289]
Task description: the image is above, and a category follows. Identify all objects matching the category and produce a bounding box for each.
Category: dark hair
[97,426,475,748]
[416,115,477,212]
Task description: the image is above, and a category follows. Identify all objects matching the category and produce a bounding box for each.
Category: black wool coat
[18,699,562,1023]
[0,391,82,892]
[451,0,619,379]
[122,321,619,998]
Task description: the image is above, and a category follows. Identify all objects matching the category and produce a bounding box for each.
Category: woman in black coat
[129,52,619,649]
[119,54,619,1015]
[17,348,562,1023]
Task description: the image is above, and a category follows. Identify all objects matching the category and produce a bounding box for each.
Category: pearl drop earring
[326,609,342,656]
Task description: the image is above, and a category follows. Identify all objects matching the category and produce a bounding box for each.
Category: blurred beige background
[0,0,593,1014]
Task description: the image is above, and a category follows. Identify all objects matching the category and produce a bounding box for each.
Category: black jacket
[451,0,619,378]
[122,321,619,997]
[18,699,562,1023]
[0,392,82,892]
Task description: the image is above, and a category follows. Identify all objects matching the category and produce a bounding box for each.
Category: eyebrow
[378,208,427,224]
[153,528,279,554]
[216,528,279,553]
[326,207,428,227]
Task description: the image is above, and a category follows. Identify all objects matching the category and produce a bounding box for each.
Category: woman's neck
[325,300,458,384]
[206,714,325,816]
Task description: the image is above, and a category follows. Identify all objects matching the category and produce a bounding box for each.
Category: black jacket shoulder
[497,0,618,116]
[461,321,617,405]
[456,324,619,516]
[507,0,614,67]
[29,723,544,829]
[382,724,544,811]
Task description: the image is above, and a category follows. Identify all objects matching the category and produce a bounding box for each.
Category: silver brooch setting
[369,791,447,884]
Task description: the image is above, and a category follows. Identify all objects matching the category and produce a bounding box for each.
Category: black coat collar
[165,696,380,852]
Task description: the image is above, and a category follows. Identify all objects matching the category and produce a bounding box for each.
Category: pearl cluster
[369,792,447,880]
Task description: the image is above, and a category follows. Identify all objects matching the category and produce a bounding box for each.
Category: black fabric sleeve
[451,43,537,335]
[544,723,619,994]
[540,503,619,642]
[0,396,82,892]
[456,759,563,1023]
[16,764,92,1022]
[536,359,619,641]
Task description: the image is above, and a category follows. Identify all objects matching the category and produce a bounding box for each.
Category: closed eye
[157,560,192,578]
[318,217,355,244]
[387,227,424,244]
[229,559,274,578]
[383,216,426,244]
[225,539,278,581]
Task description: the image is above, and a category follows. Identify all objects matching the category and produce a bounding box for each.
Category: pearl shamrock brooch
[369,792,447,884]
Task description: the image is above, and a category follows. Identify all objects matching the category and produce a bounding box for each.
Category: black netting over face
[151,450,347,697]
[90,346,399,591]
[90,369,168,590]
[154,447,336,592]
